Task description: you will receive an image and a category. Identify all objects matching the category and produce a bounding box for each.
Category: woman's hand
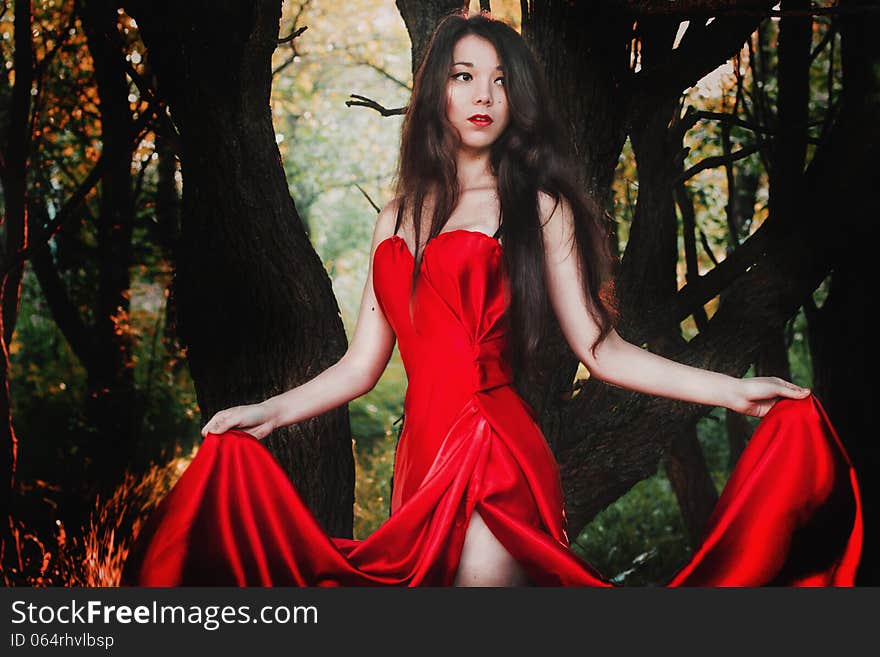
[200,402,276,440]
[728,376,811,418]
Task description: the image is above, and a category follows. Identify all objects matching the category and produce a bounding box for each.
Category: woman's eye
[450,72,504,85]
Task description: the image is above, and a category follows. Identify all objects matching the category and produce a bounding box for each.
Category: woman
[123,12,862,587]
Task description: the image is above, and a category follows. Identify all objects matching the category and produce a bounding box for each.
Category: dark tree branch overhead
[634,220,774,344]
[634,1,774,98]
[616,0,878,17]
[676,142,760,184]
[694,109,774,134]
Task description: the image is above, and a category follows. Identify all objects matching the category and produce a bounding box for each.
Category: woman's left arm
[540,192,810,418]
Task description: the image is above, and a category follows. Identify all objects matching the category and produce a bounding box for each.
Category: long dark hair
[392,11,617,383]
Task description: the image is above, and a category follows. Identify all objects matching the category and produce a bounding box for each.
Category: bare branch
[675,182,709,331]
[699,229,719,266]
[272,1,310,76]
[693,109,774,135]
[809,17,836,64]
[636,221,775,343]
[0,101,159,278]
[676,142,760,184]
[355,184,381,213]
[278,24,308,45]
[346,53,411,91]
[345,93,406,117]
[123,60,181,149]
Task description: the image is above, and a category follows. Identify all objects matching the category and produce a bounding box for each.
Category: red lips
[468,114,493,125]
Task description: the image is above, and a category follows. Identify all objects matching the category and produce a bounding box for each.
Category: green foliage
[571,468,690,586]
[570,411,734,586]
[10,265,201,506]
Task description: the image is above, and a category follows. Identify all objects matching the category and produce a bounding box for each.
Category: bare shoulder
[372,197,403,245]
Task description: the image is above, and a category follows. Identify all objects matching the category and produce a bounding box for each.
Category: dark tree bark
[722,168,760,464]
[630,14,720,546]
[664,424,719,545]
[77,0,138,483]
[122,0,355,535]
[522,0,632,206]
[748,0,809,386]
[154,133,181,263]
[0,0,34,538]
[803,0,878,586]
[396,0,467,75]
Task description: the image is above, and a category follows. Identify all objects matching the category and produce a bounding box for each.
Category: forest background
[0,0,875,586]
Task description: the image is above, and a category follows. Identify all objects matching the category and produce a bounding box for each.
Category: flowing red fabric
[122,230,862,586]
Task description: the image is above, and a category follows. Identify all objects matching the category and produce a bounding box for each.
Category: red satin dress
[122,230,863,586]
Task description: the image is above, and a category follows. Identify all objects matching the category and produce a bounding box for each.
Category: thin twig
[345,94,406,116]
[123,60,181,149]
[693,110,774,135]
[808,17,836,64]
[355,184,381,213]
[698,229,719,266]
[277,24,308,44]
[346,53,411,91]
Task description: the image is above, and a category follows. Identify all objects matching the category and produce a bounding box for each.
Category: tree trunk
[629,13,721,545]
[804,0,878,586]
[396,0,466,75]
[0,0,34,541]
[745,0,809,388]
[664,423,719,546]
[722,167,759,465]
[78,0,138,485]
[123,0,355,535]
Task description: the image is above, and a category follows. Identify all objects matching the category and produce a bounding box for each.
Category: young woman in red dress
[123,12,862,587]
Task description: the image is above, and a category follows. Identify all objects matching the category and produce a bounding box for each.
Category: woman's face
[445,34,510,154]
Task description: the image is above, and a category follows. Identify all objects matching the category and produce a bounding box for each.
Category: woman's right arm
[200,201,400,439]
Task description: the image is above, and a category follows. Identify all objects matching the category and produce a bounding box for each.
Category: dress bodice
[372,230,514,399]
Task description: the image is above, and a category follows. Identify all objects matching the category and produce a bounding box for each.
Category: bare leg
[453,509,530,586]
